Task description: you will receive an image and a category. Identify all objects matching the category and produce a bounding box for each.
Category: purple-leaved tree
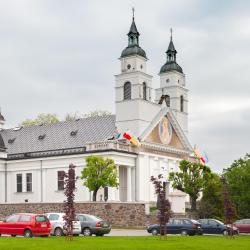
[63,164,78,240]
[150,174,171,237]
[221,175,236,237]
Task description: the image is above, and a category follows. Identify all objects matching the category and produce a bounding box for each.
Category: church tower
[155,30,188,134]
[115,12,160,136]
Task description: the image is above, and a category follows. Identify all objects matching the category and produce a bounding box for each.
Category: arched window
[143,82,147,100]
[124,82,131,100]
[180,95,184,112]
[166,95,170,107]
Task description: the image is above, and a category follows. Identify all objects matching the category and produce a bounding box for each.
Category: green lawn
[0,236,250,250]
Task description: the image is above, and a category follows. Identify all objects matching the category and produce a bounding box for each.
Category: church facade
[0,16,192,214]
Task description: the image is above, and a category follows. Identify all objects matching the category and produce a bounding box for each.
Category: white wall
[0,160,5,203]
[135,152,186,213]
[116,99,161,136]
[3,151,136,204]
[155,71,188,134]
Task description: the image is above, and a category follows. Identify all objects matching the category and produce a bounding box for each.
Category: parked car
[147,218,202,236]
[75,214,111,236]
[0,213,51,237]
[198,219,239,235]
[45,213,81,236]
[233,219,250,233]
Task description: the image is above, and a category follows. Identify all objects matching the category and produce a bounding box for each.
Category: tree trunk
[92,189,99,201]
[190,196,197,211]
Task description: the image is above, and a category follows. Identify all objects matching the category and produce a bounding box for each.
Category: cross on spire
[132,7,135,19]
[170,28,173,41]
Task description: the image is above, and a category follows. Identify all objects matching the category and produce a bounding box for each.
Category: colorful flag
[194,145,205,165]
[122,132,141,147]
[123,132,132,141]
[114,133,121,140]
[203,151,209,163]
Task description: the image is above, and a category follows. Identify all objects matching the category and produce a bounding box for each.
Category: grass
[0,236,250,250]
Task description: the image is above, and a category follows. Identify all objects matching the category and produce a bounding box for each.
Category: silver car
[46,213,81,236]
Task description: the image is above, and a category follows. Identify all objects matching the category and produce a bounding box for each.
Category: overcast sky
[0,0,249,172]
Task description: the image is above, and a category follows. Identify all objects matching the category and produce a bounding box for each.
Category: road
[108,229,149,236]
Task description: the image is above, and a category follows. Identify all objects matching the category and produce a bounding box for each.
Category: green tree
[224,154,250,218]
[83,110,112,118]
[64,112,82,121]
[21,113,60,126]
[169,160,212,212]
[198,173,224,219]
[81,156,119,201]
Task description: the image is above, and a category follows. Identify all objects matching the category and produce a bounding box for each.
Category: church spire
[127,7,140,47]
[120,8,147,59]
[159,29,183,74]
[166,28,177,62]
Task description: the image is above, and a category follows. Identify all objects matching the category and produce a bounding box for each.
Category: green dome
[160,61,183,74]
[121,45,147,59]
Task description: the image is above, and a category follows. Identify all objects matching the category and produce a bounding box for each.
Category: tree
[169,160,212,212]
[63,164,78,239]
[223,154,250,218]
[150,175,171,237]
[83,110,112,118]
[81,156,119,201]
[20,110,112,127]
[21,113,60,126]
[221,175,236,236]
[198,173,224,219]
[64,112,82,121]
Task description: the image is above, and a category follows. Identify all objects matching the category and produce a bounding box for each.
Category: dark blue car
[198,219,239,235]
[147,218,202,236]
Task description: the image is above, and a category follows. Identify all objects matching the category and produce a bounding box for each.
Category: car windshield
[36,215,48,222]
[213,219,224,225]
[47,214,60,221]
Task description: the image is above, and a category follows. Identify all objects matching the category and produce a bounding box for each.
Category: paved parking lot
[108,229,149,236]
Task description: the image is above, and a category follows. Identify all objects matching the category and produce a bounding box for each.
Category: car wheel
[234,230,239,235]
[24,229,32,238]
[151,229,158,236]
[54,227,64,236]
[82,228,92,236]
[223,230,229,236]
[11,235,16,237]
[181,230,188,236]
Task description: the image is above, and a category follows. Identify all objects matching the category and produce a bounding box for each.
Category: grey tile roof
[0,115,116,155]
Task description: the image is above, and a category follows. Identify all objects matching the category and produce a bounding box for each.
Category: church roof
[160,61,183,74]
[120,15,147,59]
[121,46,147,59]
[167,40,176,52]
[160,30,183,74]
[0,115,117,157]
[128,17,140,36]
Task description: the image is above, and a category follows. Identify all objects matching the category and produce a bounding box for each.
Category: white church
[0,16,193,214]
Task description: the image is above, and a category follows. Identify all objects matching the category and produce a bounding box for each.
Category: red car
[0,213,51,237]
[233,219,250,233]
